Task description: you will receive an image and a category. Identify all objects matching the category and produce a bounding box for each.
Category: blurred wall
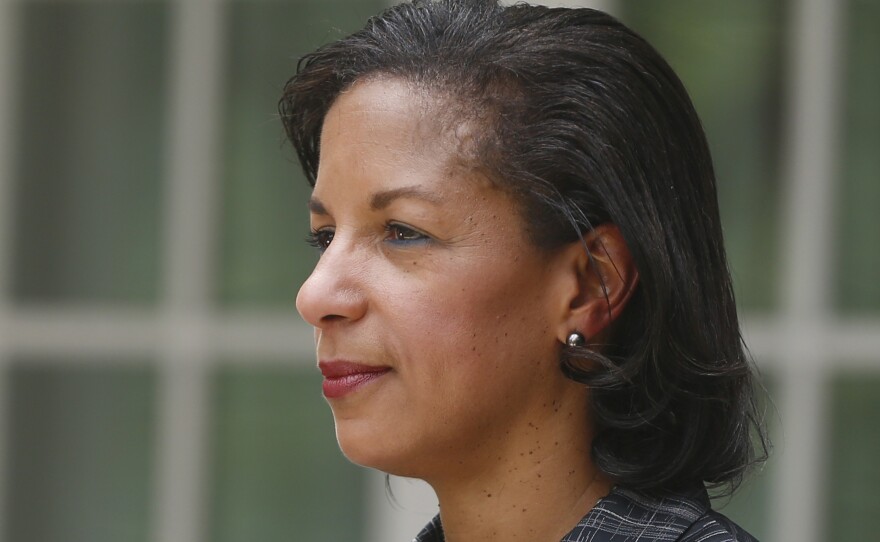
[0,1,877,541]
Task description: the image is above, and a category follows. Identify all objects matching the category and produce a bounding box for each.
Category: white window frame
[0,1,877,541]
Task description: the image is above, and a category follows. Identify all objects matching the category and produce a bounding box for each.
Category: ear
[554,224,639,344]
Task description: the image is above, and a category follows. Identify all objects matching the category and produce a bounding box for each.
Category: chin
[335,419,394,466]
[335,420,425,477]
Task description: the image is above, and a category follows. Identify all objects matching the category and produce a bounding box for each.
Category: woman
[280,1,767,540]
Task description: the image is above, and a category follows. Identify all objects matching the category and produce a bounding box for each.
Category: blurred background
[0,0,876,541]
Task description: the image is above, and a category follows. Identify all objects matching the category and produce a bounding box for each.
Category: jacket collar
[413,486,710,542]
[561,486,710,541]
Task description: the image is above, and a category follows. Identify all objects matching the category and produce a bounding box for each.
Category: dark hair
[279,0,767,495]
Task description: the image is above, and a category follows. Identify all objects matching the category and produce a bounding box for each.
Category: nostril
[321,314,346,324]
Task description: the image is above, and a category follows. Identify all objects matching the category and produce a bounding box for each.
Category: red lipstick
[318,361,391,399]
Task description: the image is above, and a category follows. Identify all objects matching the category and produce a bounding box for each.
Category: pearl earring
[566,332,586,347]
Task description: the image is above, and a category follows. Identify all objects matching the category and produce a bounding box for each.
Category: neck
[427,392,611,542]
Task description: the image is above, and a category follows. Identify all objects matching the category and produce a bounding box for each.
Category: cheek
[398,277,554,390]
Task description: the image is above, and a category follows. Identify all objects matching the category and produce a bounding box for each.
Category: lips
[318,361,391,399]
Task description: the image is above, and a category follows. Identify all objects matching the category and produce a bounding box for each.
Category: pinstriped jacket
[413,486,758,542]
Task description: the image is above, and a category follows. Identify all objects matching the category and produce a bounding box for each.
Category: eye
[385,223,429,244]
[305,228,334,252]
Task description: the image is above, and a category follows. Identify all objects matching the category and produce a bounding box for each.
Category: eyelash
[385,222,430,244]
[305,223,430,253]
[305,228,334,252]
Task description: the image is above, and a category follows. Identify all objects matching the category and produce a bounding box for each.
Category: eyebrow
[307,186,443,215]
[370,186,443,210]
[308,197,328,215]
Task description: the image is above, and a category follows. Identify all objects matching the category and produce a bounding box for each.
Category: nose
[296,243,368,328]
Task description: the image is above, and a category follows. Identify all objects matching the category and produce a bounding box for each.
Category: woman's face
[296,78,584,479]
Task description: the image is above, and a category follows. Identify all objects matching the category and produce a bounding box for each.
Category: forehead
[322,78,435,152]
[316,78,491,195]
[328,78,488,160]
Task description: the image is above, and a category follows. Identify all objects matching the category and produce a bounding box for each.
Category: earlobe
[557,224,639,344]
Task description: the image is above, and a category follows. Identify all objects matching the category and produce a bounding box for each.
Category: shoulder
[678,509,759,542]
[415,485,758,542]
[561,485,758,542]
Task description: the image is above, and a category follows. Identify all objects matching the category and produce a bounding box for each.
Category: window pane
[827,373,880,540]
[713,471,773,541]
[709,372,777,541]
[11,3,167,305]
[208,364,367,542]
[835,0,880,312]
[4,361,156,542]
[619,1,786,312]
[218,0,387,308]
